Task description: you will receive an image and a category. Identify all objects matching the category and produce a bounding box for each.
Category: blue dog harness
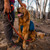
[20,20,35,32]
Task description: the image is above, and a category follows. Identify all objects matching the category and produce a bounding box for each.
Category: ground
[0,18,50,50]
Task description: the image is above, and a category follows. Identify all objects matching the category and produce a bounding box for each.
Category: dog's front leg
[22,26,29,49]
[14,25,21,43]
[23,33,28,49]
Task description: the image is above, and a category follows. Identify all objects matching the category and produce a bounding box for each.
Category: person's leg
[3,2,15,43]
[0,0,4,11]
[3,13,14,43]
[0,0,15,43]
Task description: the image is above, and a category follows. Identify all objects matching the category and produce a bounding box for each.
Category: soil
[0,18,50,50]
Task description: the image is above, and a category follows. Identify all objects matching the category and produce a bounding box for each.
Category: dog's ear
[26,10,28,15]
[26,10,30,19]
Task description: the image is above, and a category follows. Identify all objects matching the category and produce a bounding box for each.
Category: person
[0,0,26,47]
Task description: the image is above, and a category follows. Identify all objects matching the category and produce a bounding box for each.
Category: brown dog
[15,6,36,49]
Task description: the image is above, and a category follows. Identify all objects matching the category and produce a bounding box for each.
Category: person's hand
[4,2,11,13]
[21,3,26,8]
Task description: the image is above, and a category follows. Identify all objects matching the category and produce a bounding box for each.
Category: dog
[15,6,36,49]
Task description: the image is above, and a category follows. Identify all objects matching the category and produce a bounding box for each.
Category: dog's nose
[17,8,20,11]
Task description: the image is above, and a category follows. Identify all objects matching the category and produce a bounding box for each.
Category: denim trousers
[0,0,15,43]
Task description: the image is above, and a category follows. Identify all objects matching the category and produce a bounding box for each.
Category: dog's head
[17,6,29,18]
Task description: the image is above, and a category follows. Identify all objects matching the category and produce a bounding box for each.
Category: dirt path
[0,18,50,50]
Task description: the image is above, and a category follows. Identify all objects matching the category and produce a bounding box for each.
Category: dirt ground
[0,18,50,50]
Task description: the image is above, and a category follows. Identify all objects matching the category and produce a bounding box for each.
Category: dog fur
[15,6,36,49]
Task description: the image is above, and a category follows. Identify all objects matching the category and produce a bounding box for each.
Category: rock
[26,45,28,47]
[1,31,4,34]
[15,46,21,50]
[8,47,15,50]
[0,38,2,41]
[0,38,7,47]
[0,46,7,50]
[0,39,7,50]
[5,45,21,50]
[36,25,40,27]
[33,44,36,48]
[40,23,43,25]
[37,32,45,39]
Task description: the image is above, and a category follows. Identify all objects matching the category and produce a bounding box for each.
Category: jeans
[0,0,15,43]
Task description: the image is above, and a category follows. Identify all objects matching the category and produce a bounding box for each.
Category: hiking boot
[7,40,16,48]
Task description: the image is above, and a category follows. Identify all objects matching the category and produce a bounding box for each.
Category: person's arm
[4,0,9,3]
[4,0,11,13]
[18,0,22,6]
[18,0,26,7]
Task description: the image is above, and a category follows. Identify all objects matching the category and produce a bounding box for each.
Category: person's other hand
[21,3,26,8]
[4,2,11,13]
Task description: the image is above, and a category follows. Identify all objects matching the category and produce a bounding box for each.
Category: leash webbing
[8,4,32,42]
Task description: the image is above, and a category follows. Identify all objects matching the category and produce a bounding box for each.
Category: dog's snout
[17,8,20,11]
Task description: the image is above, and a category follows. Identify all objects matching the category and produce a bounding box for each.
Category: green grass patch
[15,12,18,18]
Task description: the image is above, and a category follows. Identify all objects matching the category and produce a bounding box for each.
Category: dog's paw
[23,43,26,49]
[14,40,19,43]
[32,37,36,41]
